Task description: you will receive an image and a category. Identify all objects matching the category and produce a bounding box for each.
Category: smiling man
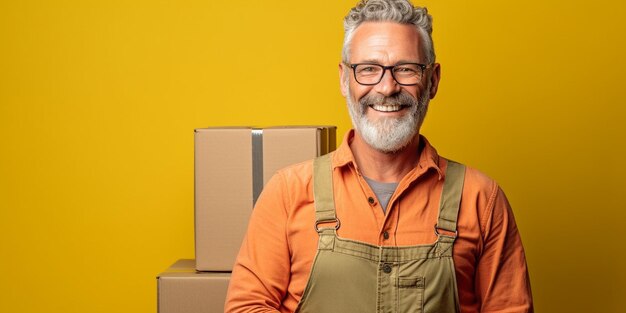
[225,1,533,312]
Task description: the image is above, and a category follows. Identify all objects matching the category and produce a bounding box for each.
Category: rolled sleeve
[225,172,291,313]
[475,186,534,312]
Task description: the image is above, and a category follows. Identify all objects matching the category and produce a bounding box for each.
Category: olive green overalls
[295,154,465,313]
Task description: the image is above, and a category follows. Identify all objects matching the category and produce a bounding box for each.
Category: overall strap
[436,160,466,235]
[313,153,340,233]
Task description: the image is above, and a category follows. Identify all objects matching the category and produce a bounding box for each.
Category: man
[225,0,533,312]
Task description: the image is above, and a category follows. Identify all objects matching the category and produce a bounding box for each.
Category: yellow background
[1,0,625,312]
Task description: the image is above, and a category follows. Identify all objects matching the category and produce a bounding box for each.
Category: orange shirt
[225,131,533,313]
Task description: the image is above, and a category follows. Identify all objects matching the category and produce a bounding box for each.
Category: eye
[394,65,418,75]
[356,64,381,75]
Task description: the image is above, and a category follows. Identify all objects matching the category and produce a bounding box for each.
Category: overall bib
[295,154,465,313]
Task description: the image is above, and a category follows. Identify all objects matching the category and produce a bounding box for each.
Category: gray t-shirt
[363,176,399,214]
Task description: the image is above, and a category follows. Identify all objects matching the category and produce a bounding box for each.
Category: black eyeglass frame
[347,62,428,86]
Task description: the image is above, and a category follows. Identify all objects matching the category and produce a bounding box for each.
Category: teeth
[372,104,402,112]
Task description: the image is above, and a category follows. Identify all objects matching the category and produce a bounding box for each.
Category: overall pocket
[396,276,424,313]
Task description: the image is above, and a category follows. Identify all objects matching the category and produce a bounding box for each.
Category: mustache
[359,91,418,108]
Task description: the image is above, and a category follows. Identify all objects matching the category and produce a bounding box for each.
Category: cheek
[404,87,421,100]
[349,82,372,102]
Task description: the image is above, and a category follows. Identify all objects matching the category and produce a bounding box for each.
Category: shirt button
[368,197,375,205]
[383,231,389,240]
[382,264,392,274]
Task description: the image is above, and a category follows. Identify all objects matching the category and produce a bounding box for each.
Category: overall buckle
[315,218,341,233]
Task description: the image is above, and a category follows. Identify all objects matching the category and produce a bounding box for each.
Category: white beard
[346,84,431,153]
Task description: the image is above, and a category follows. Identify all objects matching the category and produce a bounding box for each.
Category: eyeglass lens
[353,64,423,85]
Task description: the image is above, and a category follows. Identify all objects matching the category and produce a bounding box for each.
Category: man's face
[340,22,440,153]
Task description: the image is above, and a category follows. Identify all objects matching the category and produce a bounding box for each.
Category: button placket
[383,231,390,240]
[368,196,375,205]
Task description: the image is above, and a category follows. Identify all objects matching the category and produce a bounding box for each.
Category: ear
[428,63,441,99]
[339,63,348,97]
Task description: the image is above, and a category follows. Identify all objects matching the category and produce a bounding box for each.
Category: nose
[374,68,402,96]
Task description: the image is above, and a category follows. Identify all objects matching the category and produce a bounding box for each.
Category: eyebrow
[354,59,422,65]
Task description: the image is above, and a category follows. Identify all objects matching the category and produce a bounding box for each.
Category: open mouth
[370,104,408,112]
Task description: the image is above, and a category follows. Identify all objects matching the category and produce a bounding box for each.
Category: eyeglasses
[347,63,428,86]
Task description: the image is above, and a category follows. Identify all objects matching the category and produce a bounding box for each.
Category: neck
[350,131,420,183]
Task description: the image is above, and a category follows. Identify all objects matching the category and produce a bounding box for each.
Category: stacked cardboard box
[158,259,230,312]
[157,126,337,313]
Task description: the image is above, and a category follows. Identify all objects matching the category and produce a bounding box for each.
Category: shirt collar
[332,129,444,179]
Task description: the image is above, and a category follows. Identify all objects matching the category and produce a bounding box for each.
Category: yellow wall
[1,0,625,312]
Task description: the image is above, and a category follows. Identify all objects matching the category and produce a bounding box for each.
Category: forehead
[349,21,423,63]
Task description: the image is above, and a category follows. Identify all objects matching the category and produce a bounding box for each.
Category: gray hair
[342,0,435,64]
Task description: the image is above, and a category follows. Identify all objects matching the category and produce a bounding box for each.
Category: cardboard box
[195,126,336,271]
[157,259,230,313]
